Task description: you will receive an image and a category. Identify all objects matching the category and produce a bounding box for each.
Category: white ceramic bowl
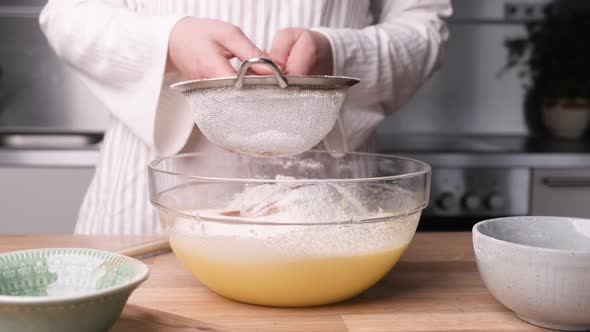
[473,216,590,331]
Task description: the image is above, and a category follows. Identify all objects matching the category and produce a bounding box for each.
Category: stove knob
[436,192,456,211]
[461,194,481,211]
[485,193,505,211]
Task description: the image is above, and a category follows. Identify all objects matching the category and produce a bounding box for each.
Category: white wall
[377,0,551,136]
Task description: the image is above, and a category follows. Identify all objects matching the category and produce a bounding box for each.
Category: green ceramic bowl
[0,248,149,332]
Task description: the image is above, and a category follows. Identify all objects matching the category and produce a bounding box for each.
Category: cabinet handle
[542,176,590,188]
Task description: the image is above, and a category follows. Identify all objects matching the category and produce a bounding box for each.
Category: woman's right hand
[167,17,268,79]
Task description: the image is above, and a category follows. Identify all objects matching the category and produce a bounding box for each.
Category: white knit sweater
[39,0,451,234]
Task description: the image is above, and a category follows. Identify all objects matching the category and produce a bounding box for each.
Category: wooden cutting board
[0,234,549,331]
[112,305,230,332]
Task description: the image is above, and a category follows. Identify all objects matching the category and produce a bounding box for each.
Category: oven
[378,135,590,230]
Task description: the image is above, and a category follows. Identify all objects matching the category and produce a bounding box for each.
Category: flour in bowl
[171,180,421,257]
[222,181,370,223]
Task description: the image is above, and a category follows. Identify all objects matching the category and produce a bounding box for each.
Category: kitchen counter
[0,233,546,331]
[0,132,102,167]
[378,134,590,168]
[378,134,590,154]
[0,147,99,167]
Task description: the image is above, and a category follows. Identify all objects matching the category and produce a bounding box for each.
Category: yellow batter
[170,234,408,307]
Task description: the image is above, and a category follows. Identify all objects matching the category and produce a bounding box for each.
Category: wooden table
[0,233,546,332]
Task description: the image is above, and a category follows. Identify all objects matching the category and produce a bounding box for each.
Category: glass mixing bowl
[148,151,430,307]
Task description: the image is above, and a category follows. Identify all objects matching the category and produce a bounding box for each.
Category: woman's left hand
[268,28,333,75]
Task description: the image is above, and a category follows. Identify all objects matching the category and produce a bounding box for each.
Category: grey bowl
[0,248,149,332]
[473,216,590,331]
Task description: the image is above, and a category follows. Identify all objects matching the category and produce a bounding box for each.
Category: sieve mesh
[188,85,345,157]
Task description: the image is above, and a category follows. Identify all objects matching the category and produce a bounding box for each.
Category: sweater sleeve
[312,0,452,152]
[39,0,192,156]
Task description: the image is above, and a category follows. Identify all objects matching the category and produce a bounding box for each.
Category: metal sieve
[171,58,359,157]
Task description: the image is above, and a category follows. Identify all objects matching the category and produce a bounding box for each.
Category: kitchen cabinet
[0,166,94,234]
[531,168,590,218]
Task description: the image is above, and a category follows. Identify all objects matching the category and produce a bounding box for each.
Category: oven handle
[542,176,590,188]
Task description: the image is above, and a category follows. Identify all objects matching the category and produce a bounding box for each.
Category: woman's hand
[268,28,333,75]
[167,18,269,78]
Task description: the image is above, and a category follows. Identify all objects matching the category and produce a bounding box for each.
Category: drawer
[0,166,94,233]
[531,168,590,218]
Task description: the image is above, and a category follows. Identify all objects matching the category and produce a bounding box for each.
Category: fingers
[246,52,279,76]
[199,52,237,78]
[283,31,317,75]
[269,29,300,66]
[217,26,263,61]
[269,28,319,75]
[215,26,275,75]
[174,19,293,79]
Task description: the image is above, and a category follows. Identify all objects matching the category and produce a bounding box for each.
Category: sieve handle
[235,57,288,89]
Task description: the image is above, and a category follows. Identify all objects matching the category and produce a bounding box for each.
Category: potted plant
[503,3,590,139]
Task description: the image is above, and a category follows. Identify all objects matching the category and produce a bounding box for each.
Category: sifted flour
[172,180,420,257]
[224,182,369,223]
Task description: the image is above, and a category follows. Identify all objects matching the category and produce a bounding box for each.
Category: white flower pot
[542,99,590,139]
